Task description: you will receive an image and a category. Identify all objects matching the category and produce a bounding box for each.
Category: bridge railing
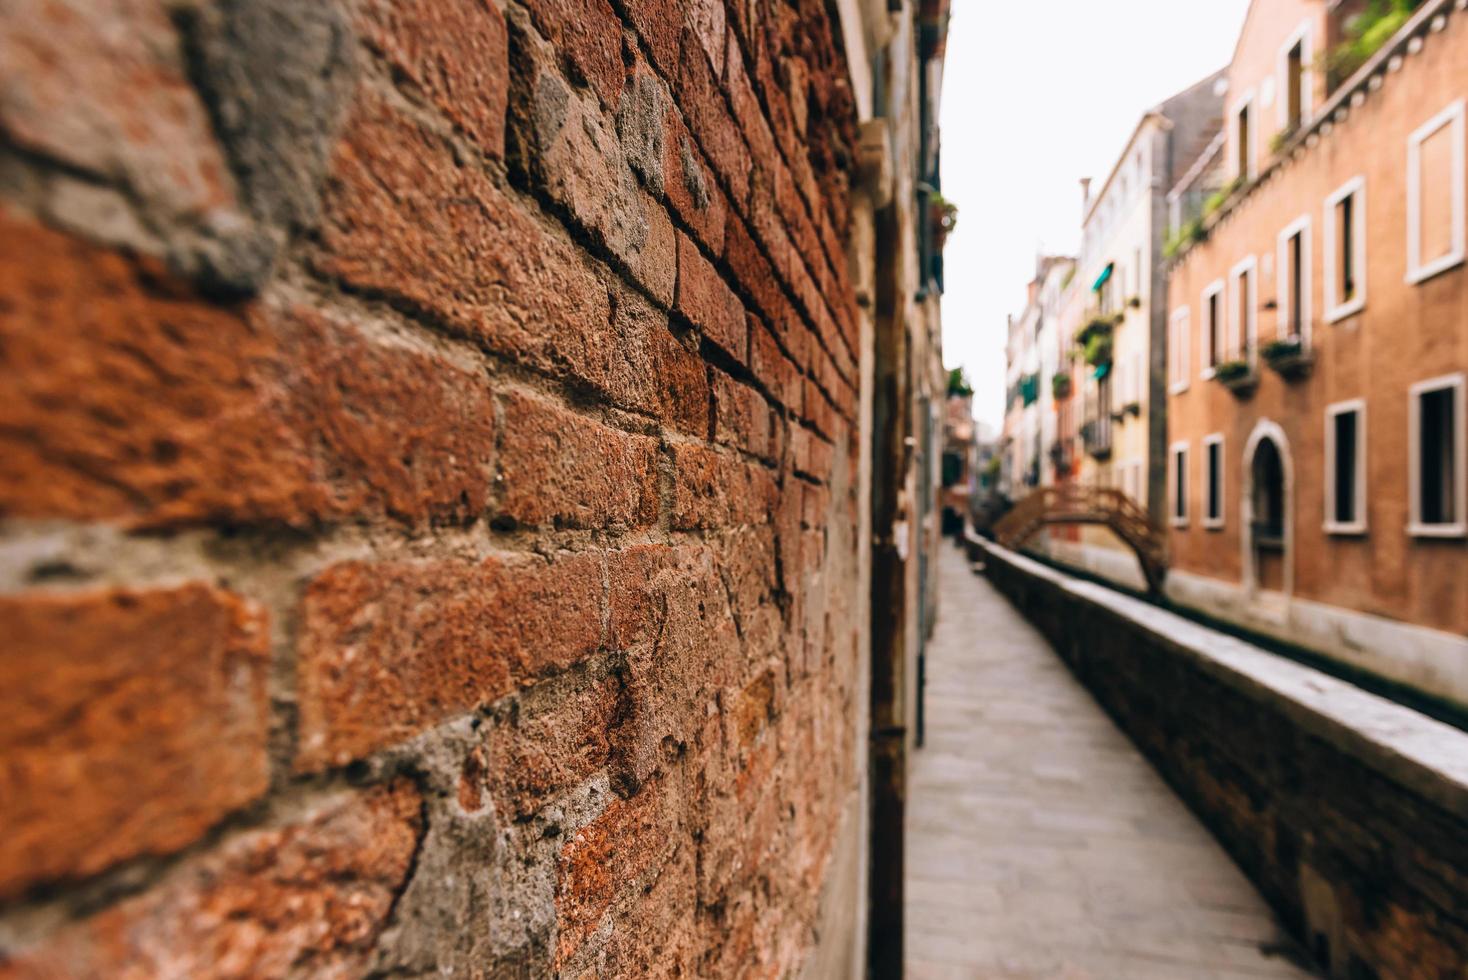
[992,484,1169,594]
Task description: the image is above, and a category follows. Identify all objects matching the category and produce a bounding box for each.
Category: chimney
[1079,178,1092,220]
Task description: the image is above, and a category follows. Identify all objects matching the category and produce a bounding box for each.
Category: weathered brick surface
[0,0,867,971]
[296,551,605,770]
[497,391,659,529]
[0,585,270,901]
[0,213,497,529]
[355,0,510,159]
[0,781,422,979]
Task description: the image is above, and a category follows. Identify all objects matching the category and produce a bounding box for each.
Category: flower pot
[1213,361,1259,398]
[1263,339,1315,380]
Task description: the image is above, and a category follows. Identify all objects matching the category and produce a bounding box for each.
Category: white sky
[939,0,1252,431]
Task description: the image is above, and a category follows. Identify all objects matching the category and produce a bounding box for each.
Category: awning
[1093,362,1111,381]
[1091,262,1114,293]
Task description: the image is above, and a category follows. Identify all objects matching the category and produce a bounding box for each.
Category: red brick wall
[0,0,864,974]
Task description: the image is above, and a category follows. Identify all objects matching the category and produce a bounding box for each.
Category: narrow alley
[906,545,1314,979]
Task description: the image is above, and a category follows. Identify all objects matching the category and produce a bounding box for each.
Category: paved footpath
[906,544,1316,979]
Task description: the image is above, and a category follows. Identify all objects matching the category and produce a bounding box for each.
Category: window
[1277,215,1312,343]
[1170,308,1190,394]
[1229,257,1258,362]
[1407,99,1466,284]
[1235,94,1256,180]
[1203,434,1224,529]
[1279,23,1312,133]
[1409,374,1466,537]
[1170,442,1190,527]
[1200,279,1224,376]
[1324,177,1366,322]
[1325,401,1367,535]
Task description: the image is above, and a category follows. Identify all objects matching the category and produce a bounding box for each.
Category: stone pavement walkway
[906,544,1315,979]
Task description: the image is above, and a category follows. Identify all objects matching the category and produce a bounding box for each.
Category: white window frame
[1277,21,1314,131]
[1408,373,1467,538]
[1169,441,1190,528]
[1324,399,1368,536]
[1200,279,1224,378]
[1169,307,1191,394]
[1202,433,1225,530]
[1232,90,1258,182]
[1323,176,1367,323]
[1228,256,1258,364]
[1276,215,1313,346]
[1406,99,1467,285]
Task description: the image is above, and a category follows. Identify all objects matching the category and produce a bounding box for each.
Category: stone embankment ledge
[972,537,1468,979]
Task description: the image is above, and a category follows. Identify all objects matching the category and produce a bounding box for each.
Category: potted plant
[1262,336,1315,380]
[1082,332,1113,368]
[1052,372,1073,400]
[1213,358,1259,397]
[930,193,959,248]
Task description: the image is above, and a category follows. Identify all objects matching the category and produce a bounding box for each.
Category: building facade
[1166,0,1468,709]
[1049,74,1225,580]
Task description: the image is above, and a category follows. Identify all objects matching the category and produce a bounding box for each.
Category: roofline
[1081,66,1229,227]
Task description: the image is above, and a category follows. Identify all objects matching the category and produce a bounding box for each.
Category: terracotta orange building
[1165,0,1468,708]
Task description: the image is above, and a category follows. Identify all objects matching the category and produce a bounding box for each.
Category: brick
[608,544,740,786]
[0,585,269,900]
[0,215,498,529]
[671,443,777,529]
[712,369,775,461]
[686,0,725,78]
[723,211,790,332]
[0,0,234,223]
[517,0,625,110]
[1,782,422,978]
[497,391,659,530]
[674,26,752,209]
[0,213,304,526]
[619,61,729,256]
[621,0,683,80]
[610,285,710,436]
[675,231,746,362]
[485,662,625,819]
[512,40,676,306]
[318,93,615,382]
[357,0,509,159]
[278,307,498,525]
[750,318,801,411]
[555,780,682,966]
[296,552,604,770]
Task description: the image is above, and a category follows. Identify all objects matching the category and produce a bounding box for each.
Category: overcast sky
[939,0,1252,432]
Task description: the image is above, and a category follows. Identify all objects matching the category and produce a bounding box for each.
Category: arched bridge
[992,485,1170,594]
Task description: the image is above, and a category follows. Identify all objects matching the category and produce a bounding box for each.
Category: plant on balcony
[1163,218,1208,260]
[1269,125,1298,156]
[1202,177,1245,220]
[1052,372,1072,400]
[931,193,959,248]
[1262,336,1315,380]
[947,366,974,397]
[1324,0,1424,86]
[1213,358,1258,397]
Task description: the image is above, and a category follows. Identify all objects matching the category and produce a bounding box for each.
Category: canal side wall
[976,539,1468,979]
